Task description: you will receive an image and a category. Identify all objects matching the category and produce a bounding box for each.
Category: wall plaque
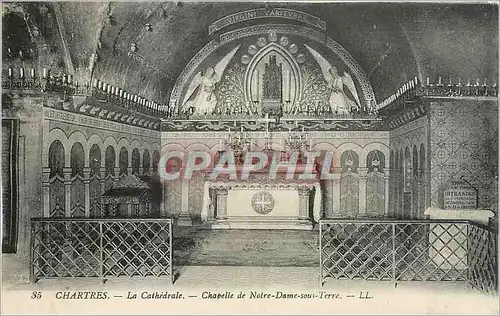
[443,180,477,210]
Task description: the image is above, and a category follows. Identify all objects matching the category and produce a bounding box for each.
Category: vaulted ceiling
[2,2,498,106]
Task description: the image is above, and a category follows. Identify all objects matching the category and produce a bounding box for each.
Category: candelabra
[223,127,251,151]
[284,127,311,151]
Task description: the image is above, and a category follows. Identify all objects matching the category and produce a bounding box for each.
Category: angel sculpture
[305,44,362,115]
[182,46,240,115]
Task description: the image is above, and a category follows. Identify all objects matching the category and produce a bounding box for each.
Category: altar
[201,168,321,230]
[202,179,321,230]
[201,152,321,230]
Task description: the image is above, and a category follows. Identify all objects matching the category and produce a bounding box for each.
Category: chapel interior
[1,2,498,282]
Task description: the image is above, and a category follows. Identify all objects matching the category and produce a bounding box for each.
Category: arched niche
[143,150,151,175]
[119,147,129,176]
[49,140,65,178]
[105,146,116,176]
[131,148,141,175]
[70,143,85,177]
[367,150,385,172]
[171,24,376,111]
[89,144,101,176]
[244,43,302,104]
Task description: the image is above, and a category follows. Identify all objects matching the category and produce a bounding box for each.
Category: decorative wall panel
[429,99,498,212]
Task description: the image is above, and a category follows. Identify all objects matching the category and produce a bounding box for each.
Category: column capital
[83,167,92,177]
[99,167,107,178]
[214,186,229,195]
[63,167,72,181]
[358,167,369,177]
[297,185,311,196]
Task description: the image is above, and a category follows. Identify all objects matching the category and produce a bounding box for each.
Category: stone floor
[2,255,498,315]
[174,227,318,266]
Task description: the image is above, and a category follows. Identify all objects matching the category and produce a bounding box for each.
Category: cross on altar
[252,192,274,214]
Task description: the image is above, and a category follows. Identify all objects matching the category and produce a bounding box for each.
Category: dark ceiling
[2,2,498,105]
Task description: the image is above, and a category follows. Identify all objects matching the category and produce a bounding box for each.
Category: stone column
[42,168,51,217]
[384,170,390,218]
[330,169,343,218]
[357,167,368,217]
[63,167,72,217]
[298,186,311,220]
[83,168,91,218]
[114,167,121,180]
[99,167,107,194]
[177,179,192,226]
[215,187,229,220]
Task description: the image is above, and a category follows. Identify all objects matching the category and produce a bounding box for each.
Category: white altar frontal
[202,169,321,230]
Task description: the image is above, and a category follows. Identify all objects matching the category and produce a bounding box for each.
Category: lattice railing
[468,224,498,294]
[30,218,172,284]
[320,220,497,294]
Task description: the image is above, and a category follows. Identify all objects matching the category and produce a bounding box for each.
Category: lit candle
[8,68,12,78]
[458,78,462,86]
[93,78,98,87]
[43,68,48,79]
[30,68,35,78]
[74,80,78,87]
[426,77,430,85]
[467,78,471,86]
[438,77,442,85]
[476,78,480,86]
[19,68,24,79]
[68,75,72,84]
[240,126,243,133]
[309,138,312,148]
